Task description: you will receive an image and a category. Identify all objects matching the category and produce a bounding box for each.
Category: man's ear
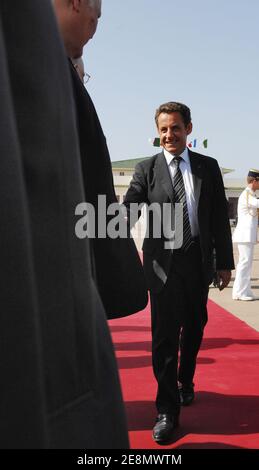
[186,122,193,136]
[71,0,81,12]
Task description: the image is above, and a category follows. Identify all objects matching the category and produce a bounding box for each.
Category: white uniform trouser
[232,243,254,298]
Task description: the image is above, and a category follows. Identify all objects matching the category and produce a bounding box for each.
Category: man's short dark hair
[155,101,191,127]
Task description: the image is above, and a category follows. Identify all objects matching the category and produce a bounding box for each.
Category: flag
[203,139,208,148]
[153,137,160,147]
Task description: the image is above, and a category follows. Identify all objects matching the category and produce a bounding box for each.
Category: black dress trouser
[150,240,209,416]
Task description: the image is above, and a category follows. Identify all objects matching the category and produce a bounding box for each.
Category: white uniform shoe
[232,295,255,301]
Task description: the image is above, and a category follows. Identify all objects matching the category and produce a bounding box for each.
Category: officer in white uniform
[232,169,259,300]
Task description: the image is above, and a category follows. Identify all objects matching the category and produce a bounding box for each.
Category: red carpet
[109,299,259,449]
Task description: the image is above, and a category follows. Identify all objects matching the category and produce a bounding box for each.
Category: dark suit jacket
[124,150,234,293]
[0,0,128,449]
[69,61,148,318]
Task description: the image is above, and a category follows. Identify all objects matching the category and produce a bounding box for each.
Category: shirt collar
[163,147,189,166]
[246,186,256,195]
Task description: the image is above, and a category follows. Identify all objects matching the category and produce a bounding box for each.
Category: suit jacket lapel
[154,150,204,204]
[154,152,174,201]
[189,150,203,206]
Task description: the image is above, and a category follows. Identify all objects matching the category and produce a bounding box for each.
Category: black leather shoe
[152,413,179,443]
[179,384,195,406]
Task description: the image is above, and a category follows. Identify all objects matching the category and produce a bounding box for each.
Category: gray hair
[88,0,101,7]
[51,0,101,6]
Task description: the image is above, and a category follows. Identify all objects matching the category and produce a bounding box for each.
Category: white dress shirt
[163,147,199,237]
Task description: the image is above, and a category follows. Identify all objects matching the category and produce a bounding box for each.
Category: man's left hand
[217,270,232,291]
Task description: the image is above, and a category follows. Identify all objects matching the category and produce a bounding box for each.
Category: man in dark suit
[53,0,147,319]
[0,0,128,448]
[124,101,234,443]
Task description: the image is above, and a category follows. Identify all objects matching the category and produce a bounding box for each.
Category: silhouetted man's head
[53,0,102,58]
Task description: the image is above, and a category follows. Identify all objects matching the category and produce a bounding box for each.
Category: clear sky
[83,0,259,177]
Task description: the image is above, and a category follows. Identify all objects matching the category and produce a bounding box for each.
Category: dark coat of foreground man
[0,0,128,449]
[69,60,148,319]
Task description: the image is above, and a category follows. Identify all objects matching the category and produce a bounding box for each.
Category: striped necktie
[172,156,192,252]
